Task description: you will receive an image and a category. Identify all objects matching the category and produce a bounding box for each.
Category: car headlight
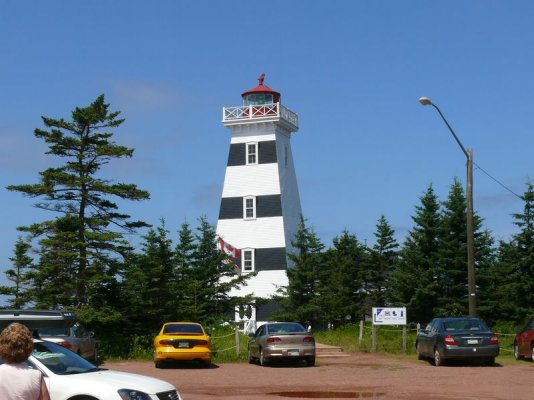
[118,389,152,400]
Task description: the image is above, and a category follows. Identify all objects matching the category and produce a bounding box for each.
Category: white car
[2,338,182,400]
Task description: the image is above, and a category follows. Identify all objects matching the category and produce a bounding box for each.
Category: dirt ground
[103,352,534,400]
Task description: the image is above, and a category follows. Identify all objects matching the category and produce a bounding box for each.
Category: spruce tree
[437,180,470,315]
[0,236,34,308]
[320,230,367,326]
[25,215,81,308]
[276,216,325,328]
[121,220,176,333]
[188,217,252,325]
[391,185,442,323]
[366,215,398,308]
[6,95,150,308]
[491,183,534,322]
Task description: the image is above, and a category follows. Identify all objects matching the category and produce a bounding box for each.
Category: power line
[473,162,523,200]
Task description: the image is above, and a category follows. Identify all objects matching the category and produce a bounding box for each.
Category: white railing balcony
[222,102,298,131]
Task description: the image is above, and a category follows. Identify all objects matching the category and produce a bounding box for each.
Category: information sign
[372,307,407,325]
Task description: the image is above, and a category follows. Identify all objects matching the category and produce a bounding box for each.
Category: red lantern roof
[241,73,281,103]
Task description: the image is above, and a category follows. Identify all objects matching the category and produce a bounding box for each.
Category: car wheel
[433,348,445,366]
[89,347,98,364]
[248,347,255,364]
[306,356,316,367]
[531,343,534,362]
[485,357,495,366]
[259,348,268,367]
[416,342,424,360]
[514,343,522,360]
[155,360,163,369]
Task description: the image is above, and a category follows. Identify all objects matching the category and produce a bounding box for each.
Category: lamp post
[419,97,476,317]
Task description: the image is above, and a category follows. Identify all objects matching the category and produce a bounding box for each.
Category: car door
[73,324,96,360]
[518,320,534,356]
[427,319,441,351]
[249,325,265,358]
[417,320,435,356]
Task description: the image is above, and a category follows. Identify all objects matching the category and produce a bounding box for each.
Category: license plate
[287,350,299,356]
[467,339,478,344]
[178,342,189,348]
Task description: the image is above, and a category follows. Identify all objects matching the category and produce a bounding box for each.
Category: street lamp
[419,96,476,317]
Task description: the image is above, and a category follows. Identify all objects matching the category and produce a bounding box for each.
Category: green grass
[314,321,520,364]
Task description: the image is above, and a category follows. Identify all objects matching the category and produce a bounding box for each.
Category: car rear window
[267,323,306,334]
[163,324,203,335]
[443,319,488,331]
[37,327,70,337]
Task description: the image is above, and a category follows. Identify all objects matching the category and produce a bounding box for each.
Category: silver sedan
[247,322,316,367]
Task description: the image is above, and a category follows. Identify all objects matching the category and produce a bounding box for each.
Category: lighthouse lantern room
[217,74,302,331]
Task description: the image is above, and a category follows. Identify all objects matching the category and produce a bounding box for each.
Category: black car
[416,317,499,366]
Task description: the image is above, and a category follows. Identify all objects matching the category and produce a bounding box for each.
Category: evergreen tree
[187,217,252,325]
[0,236,34,308]
[319,230,366,326]
[436,180,470,315]
[121,220,176,333]
[472,227,497,323]
[275,216,325,328]
[491,183,534,322]
[6,95,150,308]
[25,215,81,308]
[366,215,398,308]
[510,183,534,320]
[436,180,491,317]
[391,185,442,323]
[174,221,197,320]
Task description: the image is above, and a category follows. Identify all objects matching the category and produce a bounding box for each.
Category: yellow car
[154,322,212,368]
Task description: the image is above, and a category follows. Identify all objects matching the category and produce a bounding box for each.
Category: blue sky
[1,1,533,287]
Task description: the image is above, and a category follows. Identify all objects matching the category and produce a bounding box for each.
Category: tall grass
[314,322,419,354]
[100,324,250,363]
[314,321,519,360]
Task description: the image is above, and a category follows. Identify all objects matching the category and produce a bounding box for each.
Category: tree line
[1,95,533,341]
[276,182,534,329]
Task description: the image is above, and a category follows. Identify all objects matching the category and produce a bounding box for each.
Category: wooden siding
[226,141,277,166]
[221,163,281,198]
[255,247,287,270]
[218,195,282,220]
[216,217,286,249]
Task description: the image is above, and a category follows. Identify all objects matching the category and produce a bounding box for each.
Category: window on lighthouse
[246,142,258,165]
[244,196,256,220]
[242,249,254,272]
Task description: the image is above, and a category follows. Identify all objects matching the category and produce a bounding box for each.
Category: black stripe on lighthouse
[227,140,277,166]
[218,194,282,220]
[255,248,287,270]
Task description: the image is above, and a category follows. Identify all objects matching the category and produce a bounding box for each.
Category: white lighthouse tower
[217,74,302,327]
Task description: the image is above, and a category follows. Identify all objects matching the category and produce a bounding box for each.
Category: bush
[98,324,250,363]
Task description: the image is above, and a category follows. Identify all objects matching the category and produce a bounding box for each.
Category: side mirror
[248,332,254,338]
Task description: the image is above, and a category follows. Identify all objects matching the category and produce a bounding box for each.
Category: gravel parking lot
[104,352,533,400]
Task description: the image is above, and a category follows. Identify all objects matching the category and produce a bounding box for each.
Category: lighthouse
[217,74,302,328]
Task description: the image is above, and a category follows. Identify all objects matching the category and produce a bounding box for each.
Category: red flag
[218,238,241,259]
[218,238,241,271]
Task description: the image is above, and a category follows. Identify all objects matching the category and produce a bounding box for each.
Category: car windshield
[267,323,306,334]
[37,327,70,337]
[443,319,488,332]
[163,324,203,335]
[30,341,100,375]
